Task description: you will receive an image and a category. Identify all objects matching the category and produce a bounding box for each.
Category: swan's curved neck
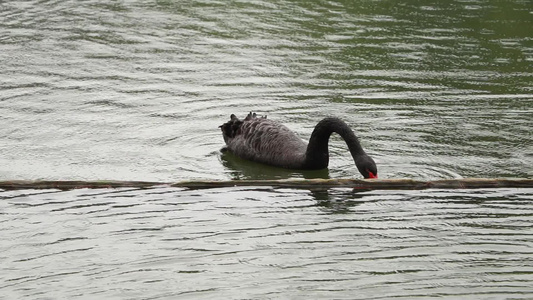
[303,117,366,169]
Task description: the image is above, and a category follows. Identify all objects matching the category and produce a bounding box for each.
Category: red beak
[368,171,377,179]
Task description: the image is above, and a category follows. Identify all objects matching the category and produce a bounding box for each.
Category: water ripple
[2,186,533,298]
[1,0,533,297]
[1,0,531,181]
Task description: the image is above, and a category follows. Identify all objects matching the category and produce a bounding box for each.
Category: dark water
[1,0,532,298]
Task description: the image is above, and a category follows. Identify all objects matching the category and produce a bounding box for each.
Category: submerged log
[171,178,533,190]
[0,180,162,191]
[0,178,532,191]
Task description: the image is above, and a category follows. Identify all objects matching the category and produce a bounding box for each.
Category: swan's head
[355,155,378,179]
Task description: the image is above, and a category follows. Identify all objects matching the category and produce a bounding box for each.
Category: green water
[1,0,531,181]
[1,0,532,299]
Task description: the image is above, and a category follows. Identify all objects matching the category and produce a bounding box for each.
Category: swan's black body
[220,112,378,178]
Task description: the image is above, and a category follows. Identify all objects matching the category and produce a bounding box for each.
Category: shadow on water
[311,188,374,213]
[220,147,388,213]
[219,149,330,180]
[310,187,533,215]
[220,148,376,212]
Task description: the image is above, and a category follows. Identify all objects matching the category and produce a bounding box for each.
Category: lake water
[1,0,532,299]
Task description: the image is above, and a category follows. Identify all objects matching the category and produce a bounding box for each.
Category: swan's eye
[367,170,377,179]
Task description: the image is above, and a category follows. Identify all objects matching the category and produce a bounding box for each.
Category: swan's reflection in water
[220,149,375,205]
[220,149,330,180]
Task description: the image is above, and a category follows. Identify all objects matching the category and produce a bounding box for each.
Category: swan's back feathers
[220,112,307,168]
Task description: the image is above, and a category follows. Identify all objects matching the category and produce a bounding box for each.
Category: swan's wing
[220,113,307,168]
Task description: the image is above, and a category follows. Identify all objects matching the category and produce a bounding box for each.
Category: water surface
[1,0,532,298]
[2,187,533,299]
[1,0,531,181]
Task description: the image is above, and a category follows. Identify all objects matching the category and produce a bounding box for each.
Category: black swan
[220,112,378,179]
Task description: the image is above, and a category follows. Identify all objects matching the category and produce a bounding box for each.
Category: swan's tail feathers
[220,114,246,141]
[245,112,256,121]
[220,112,267,143]
[244,112,267,121]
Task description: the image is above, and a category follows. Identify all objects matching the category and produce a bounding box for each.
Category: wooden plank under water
[0,178,532,191]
